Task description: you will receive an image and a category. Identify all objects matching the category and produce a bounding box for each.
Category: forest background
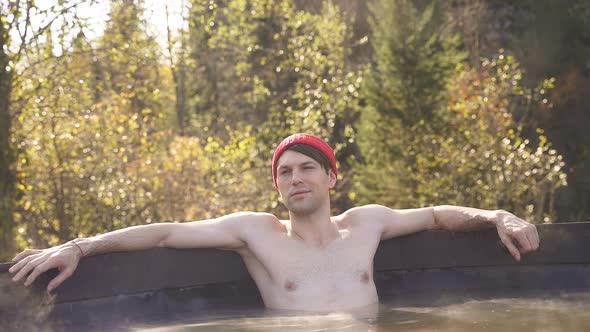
[1,0,589,260]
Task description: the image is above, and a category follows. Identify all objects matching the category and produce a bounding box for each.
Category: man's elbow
[154,223,175,248]
[429,206,447,230]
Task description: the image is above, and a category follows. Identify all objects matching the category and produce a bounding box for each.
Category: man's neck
[288,208,339,248]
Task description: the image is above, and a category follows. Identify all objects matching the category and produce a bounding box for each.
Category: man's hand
[494,211,540,261]
[8,242,83,292]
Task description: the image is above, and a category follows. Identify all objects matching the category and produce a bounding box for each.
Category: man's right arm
[9,212,276,292]
[76,211,270,254]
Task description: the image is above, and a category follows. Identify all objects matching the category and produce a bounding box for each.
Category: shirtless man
[9,133,539,311]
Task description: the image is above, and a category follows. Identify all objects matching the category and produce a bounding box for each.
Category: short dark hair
[285,144,332,175]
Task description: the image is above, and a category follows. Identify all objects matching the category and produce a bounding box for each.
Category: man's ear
[328,169,337,189]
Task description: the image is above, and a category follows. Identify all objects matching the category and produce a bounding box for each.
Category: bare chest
[278,248,373,299]
[258,231,375,272]
[243,232,380,310]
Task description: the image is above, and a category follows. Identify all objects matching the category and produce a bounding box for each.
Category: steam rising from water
[0,275,56,332]
[135,312,375,332]
[132,293,590,332]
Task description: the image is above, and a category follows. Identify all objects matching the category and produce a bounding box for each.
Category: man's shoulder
[341,204,392,218]
[227,211,279,220]
[226,211,280,224]
[226,211,284,232]
[336,204,393,229]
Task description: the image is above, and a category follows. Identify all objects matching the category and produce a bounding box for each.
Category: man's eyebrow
[278,161,316,170]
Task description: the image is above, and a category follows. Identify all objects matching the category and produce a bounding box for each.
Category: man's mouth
[290,190,311,197]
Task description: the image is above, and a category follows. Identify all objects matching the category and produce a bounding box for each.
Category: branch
[15,0,32,59]
[15,0,90,62]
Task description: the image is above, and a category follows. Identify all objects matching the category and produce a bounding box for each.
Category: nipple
[284,280,297,291]
[359,271,370,283]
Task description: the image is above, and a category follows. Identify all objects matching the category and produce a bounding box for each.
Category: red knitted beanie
[271,133,337,188]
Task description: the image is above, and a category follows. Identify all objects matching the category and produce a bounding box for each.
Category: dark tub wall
[1,223,590,330]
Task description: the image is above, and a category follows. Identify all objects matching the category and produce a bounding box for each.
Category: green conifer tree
[355,0,465,207]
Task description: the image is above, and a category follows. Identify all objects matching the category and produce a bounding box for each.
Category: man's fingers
[517,225,541,253]
[10,250,39,271]
[8,255,32,274]
[47,266,75,293]
[526,232,538,251]
[25,261,54,286]
[12,249,42,262]
[516,232,534,253]
[11,255,41,281]
[531,227,540,250]
[499,233,521,261]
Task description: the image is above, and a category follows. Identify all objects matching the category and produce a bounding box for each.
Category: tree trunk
[0,20,16,261]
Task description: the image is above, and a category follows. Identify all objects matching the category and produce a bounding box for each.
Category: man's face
[275,150,336,216]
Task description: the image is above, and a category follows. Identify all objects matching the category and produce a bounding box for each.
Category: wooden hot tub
[1,222,589,331]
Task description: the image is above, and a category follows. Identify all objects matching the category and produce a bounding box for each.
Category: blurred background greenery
[1,0,589,260]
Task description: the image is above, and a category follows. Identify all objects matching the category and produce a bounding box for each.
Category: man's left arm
[350,204,539,262]
[431,205,539,261]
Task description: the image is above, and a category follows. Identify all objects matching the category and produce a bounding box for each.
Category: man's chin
[286,203,314,217]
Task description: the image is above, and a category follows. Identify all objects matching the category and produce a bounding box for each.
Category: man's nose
[290,170,304,184]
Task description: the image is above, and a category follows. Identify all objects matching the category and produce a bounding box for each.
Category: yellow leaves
[347,191,356,201]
